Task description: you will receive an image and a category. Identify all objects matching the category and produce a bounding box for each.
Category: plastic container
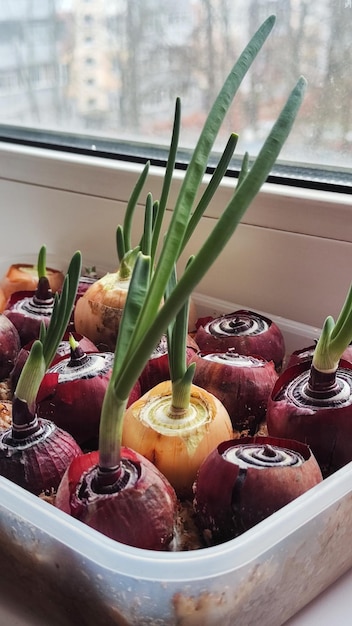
[1,290,352,626]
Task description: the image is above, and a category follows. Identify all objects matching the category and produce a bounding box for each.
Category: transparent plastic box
[1,285,352,626]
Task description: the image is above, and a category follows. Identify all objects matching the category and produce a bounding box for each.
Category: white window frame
[0,140,351,335]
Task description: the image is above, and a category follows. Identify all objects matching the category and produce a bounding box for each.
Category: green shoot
[14,251,82,417]
[313,282,352,372]
[116,160,150,263]
[37,245,47,279]
[97,44,307,474]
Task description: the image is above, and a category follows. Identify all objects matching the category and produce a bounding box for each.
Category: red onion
[0,416,82,495]
[195,310,285,370]
[267,359,352,477]
[286,343,352,369]
[55,447,178,550]
[138,333,199,395]
[4,277,55,346]
[0,315,21,380]
[0,251,84,495]
[36,339,141,448]
[10,331,98,393]
[36,343,114,448]
[193,436,322,545]
[190,348,278,433]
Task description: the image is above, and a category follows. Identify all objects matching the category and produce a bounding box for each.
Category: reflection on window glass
[0,0,351,170]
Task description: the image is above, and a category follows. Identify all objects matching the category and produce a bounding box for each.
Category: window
[0,0,351,191]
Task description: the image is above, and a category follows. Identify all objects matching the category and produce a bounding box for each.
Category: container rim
[0,462,351,582]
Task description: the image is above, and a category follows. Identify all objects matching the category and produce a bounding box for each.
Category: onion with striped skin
[73,271,130,351]
[190,348,278,434]
[267,282,352,477]
[4,280,55,347]
[55,447,178,550]
[0,315,21,381]
[195,310,285,371]
[10,331,98,393]
[193,436,322,545]
[36,341,115,448]
[138,333,199,395]
[0,419,82,495]
[0,252,83,496]
[285,342,352,370]
[2,247,64,339]
[36,337,141,448]
[267,359,352,477]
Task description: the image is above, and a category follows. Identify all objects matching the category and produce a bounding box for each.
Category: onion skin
[55,447,178,550]
[0,418,82,495]
[266,360,352,477]
[0,262,64,302]
[195,310,285,371]
[285,344,352,370]
[193,435,322,545]
[0,315,21,380]
[122,380,233,500]
[139,334,199,395]
[190,349,278,434]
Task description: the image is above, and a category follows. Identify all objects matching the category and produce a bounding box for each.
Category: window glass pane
[0,0,351,173]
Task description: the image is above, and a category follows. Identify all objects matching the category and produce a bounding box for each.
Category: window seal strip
[0,128,351,196]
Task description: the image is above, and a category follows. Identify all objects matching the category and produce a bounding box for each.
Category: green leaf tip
[313,282,352,372]
[37,245,47,279]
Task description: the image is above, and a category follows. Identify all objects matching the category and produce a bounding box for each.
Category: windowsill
[1,140,351,329]
[0,140,351,244]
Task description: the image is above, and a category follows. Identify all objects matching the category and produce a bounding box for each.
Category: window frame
[1,138,352,332]
[0,137,351,244]
[0,127,352,195]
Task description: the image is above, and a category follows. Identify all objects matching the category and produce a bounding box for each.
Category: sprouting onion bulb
[267,281,352,476]
[10,330,98,394]
[122,378,233,500]
[4,246,58,346]
[36,334,115,447]
[122,267,233,500]
[73,163,150,350]
[55,15,307,547]
[0,251,83,495]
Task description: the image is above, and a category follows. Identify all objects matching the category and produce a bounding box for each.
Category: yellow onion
[122,380,233,500]
[74,272,197,351]
[73,270,129,350]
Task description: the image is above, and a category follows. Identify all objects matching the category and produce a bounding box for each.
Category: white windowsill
[0,141,351,242]
[1,140,351,329]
